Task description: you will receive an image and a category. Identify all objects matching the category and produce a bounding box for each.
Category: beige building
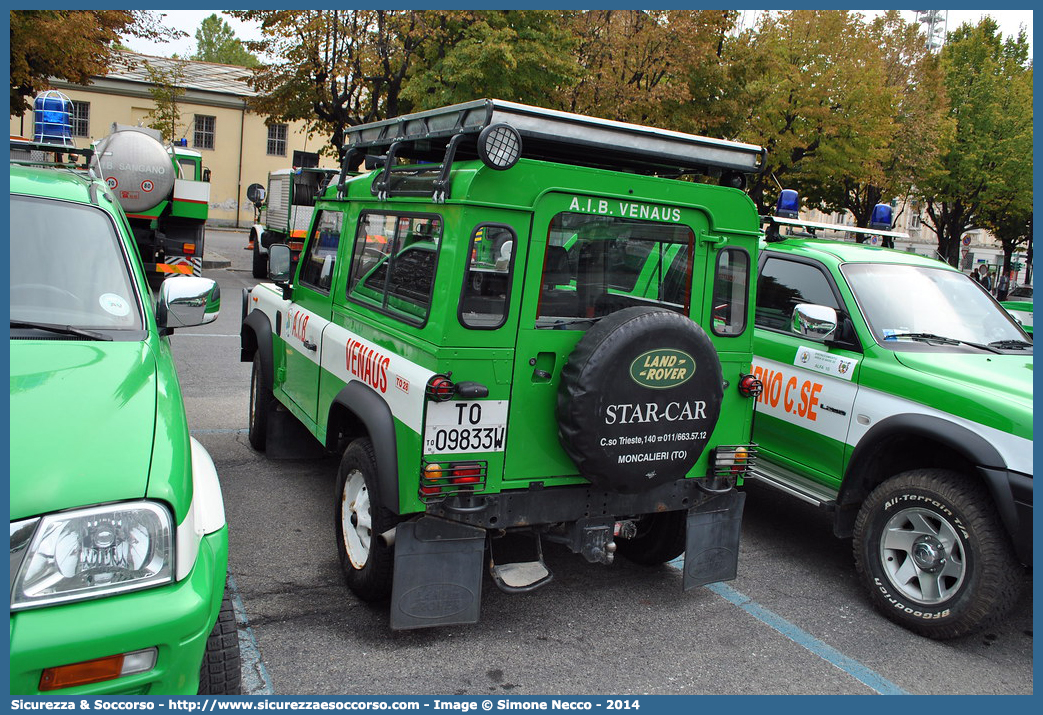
[10,51,337,228]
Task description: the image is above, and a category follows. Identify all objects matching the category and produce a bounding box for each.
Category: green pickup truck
[241,99,767,629]
[9,141,239,694]
[748,194,1032,639]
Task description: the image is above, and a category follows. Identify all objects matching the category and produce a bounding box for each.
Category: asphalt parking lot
[172,229,1033,696]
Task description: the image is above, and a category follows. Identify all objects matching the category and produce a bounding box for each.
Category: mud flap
[265,405,327,460]
[390,516,486,630]
[682,489,746,591]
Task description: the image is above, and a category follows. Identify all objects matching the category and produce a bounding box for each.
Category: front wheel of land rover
[248,354,272,452]
[335,438,396,602]
[853,469,1022,639]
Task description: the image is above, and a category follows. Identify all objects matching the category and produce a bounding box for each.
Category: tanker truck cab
[241,99,767,629]
[749,190,1032,639]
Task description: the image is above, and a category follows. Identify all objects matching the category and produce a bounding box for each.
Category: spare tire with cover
[557,306,723,493]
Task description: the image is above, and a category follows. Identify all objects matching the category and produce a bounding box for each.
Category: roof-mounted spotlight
[477,123,522,171]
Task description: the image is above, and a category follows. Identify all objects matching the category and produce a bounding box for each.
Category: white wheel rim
[879,506,966,605]
[341,469,372,569]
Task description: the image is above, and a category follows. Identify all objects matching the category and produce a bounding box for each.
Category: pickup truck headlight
[10,502,173,611]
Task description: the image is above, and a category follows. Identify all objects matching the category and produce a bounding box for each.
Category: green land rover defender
[240,100,767,629]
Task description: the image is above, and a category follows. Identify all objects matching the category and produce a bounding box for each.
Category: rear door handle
[303,339,317,352]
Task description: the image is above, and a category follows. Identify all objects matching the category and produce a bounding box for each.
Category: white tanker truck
[93,124,210,282]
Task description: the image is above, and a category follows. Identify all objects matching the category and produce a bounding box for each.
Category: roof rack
[338,99,765,202]
[10,139,95,171]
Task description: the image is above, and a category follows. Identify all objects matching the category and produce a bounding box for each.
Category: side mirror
[246,182,266,207]
[792,303,837,340]
[156,276,220,330]
[269,244,293,283]
[202,167,212,183]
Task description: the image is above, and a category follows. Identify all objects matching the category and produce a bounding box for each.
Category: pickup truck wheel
[335,439,395,601]
[251,236,267,279]
[198,587,242,695]
[853,469,1022,639]
[616,511,686,565]
[248,354,272,451]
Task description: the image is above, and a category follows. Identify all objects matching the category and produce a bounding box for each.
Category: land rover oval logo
[629,349,695,389]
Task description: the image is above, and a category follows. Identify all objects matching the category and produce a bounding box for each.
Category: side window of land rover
[756,257,839,334]
[347,212,442,324]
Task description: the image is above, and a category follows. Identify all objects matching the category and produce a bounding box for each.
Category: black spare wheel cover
[557,306,723,493]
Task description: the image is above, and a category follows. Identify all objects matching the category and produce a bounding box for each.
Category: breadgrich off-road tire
[853,468,1023,640]
[198,585,242,695]
[557,306,723,493]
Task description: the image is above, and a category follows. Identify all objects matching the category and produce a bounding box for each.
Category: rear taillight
[711,445,757,484]
[419,461,487,502]
[425,374,456,401]
[738,373,763,398]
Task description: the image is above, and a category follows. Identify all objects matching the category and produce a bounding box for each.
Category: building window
[193,115,215,150]
[267,123,287,156]
[70,101,90,137]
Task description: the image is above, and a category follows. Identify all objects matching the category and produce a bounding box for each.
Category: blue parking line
[227,574,276,695]
[669,559,909,695]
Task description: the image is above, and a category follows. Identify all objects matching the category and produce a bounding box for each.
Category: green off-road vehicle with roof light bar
[748,192,1032,639]
[9,140,239,694]
[240,99,767,629]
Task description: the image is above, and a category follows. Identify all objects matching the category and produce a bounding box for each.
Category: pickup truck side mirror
[157,276,220,332]
[792,303,837,340]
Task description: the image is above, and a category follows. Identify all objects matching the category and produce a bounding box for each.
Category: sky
[122,9,1033,61]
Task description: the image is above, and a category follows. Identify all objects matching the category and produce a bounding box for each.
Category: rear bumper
[426,476,735,529]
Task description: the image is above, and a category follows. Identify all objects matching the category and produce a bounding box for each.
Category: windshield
[843,262,1028,348]
[10,195,143,332]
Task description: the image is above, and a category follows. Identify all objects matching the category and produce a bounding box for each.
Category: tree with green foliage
[562,10,736,131]
[10,10,183,116]
[977,65,1033,278]
[143,60,186,142]
[719,11,894,214]
[400,10,579,111]
[230,10,431,159]
[800,11,950,244]
[917,18,1033,267]
[192,13,260,67]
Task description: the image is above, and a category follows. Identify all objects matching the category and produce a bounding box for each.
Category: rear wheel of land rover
[335,438,396,601]
[557,306,723,493]
[853,469,1022,639]
[248,354,272,451]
